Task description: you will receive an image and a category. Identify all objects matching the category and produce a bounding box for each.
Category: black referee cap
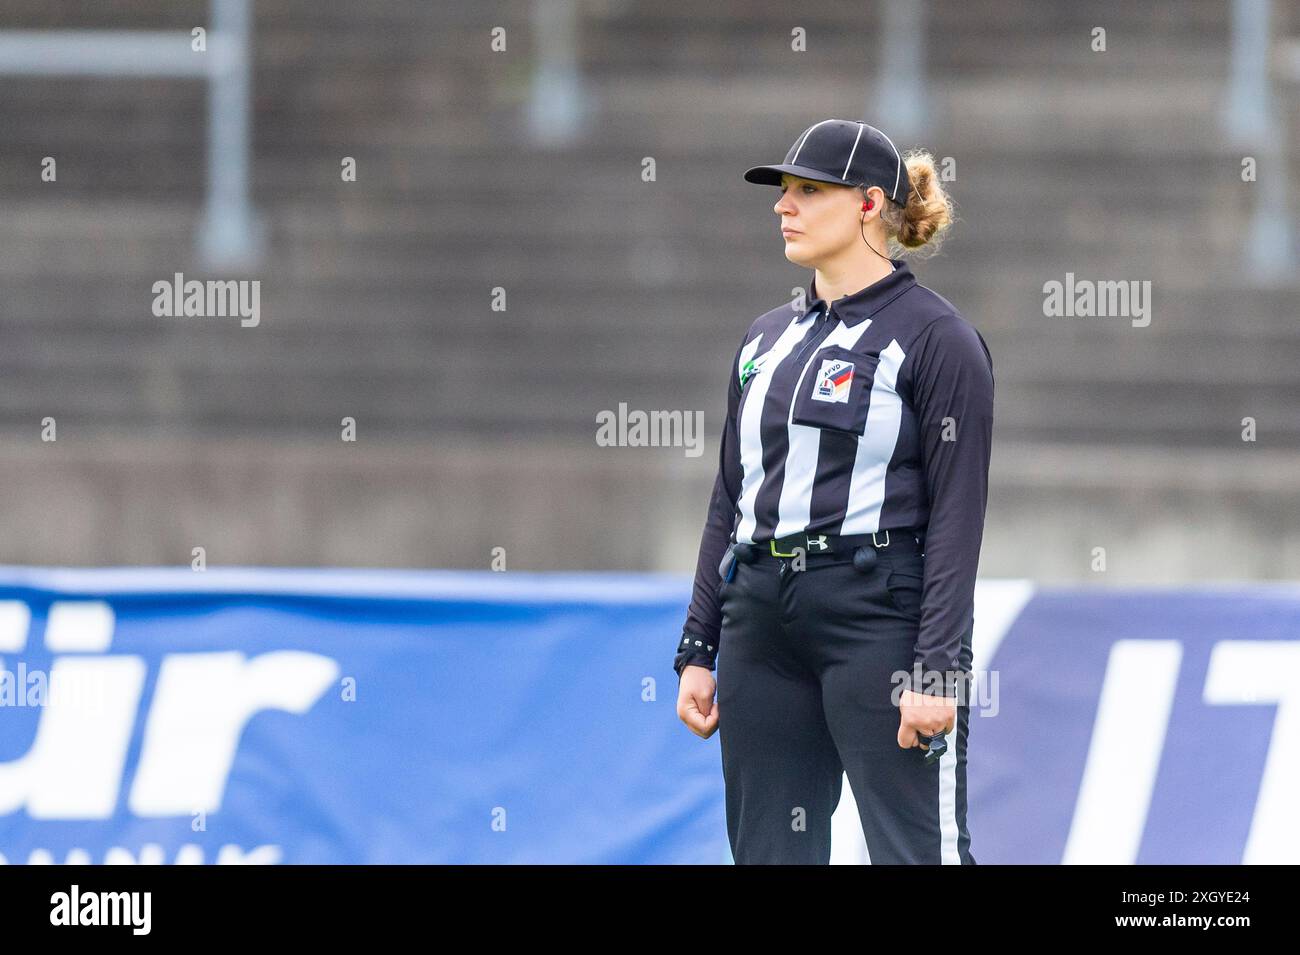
[743,119,913,206]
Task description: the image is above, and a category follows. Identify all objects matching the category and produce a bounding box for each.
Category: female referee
[672,118,993,865]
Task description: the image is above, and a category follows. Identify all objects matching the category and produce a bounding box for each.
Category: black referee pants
[715,546,975,864]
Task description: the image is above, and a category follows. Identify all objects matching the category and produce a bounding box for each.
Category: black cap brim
[742,163,853,187]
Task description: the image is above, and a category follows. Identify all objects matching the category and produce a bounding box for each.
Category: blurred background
[2,0,1297,580]
[1,1,1298,866]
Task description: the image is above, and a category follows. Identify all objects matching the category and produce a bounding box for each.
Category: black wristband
[674,633,717,677]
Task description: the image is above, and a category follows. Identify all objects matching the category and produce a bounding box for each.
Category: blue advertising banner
[0,567,1296,864]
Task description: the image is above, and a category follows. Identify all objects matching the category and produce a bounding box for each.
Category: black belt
[733,527,925,563]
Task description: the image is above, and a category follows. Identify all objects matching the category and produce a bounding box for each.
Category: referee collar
[802,258,916,326]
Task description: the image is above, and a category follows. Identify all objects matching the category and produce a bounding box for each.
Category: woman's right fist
[677,665,719,739]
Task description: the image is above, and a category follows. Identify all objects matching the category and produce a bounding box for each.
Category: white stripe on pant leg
[830,771,872,864]
[938,727,960,864]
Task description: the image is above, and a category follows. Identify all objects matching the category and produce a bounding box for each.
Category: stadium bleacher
[0,0,1297,579]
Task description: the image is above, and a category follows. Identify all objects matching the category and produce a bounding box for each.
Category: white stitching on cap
[871,124,904,202]
[790,119,839,166]
[842,122,866,180]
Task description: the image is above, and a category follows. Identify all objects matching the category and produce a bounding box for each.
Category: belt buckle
[770,536,800,558]
[871,529,890,548]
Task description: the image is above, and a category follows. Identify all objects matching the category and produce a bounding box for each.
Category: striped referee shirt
[675,258,995,690]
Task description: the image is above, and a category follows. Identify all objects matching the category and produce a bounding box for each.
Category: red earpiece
[862,199,874,211]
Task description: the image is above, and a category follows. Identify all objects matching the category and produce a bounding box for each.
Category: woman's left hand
[897,688,955,750]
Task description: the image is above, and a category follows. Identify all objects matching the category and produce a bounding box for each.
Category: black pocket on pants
[716,545,737,599]
[884,566,924,619]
